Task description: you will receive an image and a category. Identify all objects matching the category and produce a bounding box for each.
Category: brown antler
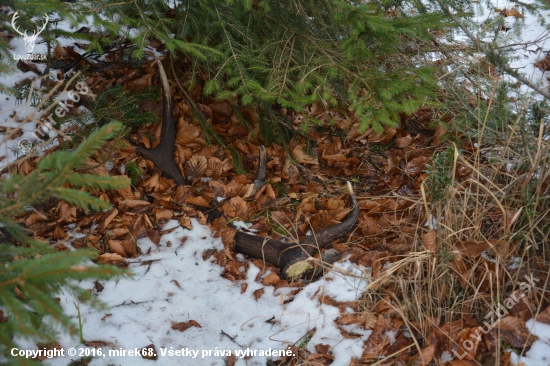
[245,145,266,198]
[133,60,187,185]
[234,181,359,277]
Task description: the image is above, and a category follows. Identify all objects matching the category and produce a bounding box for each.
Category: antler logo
[11,11,49,54]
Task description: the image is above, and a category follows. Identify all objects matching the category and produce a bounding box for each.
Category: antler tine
[34,14,49,36]
[11,11,27,37]
[133,60,187,186]
[299,181,359,249]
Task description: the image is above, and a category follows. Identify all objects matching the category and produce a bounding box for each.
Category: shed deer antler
[234,181,359,277]
[133,60,187,185]
[137,62,358,276]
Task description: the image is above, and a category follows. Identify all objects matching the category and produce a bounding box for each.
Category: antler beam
[133,60,187,186]
[234,181,359,277]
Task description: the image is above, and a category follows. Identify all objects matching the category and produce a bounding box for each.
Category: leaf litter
[4,2,550,363]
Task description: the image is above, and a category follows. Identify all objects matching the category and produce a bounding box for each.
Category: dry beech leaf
[331,207,350,222]
[119,185,140,200]
[318,139,342,155]
[535,54,550,71]
[125,74,153,92]
[222,196,248,218]
[179,216,193,230]
[17,60,41,75]
[176,119,202,145]
[197,211,207,225]
[184,155,207,181]
[434,122,448,146]
[171,320,202,332]
[454,240,492,257]
[97,253,128,267]
[493,316,537,348]
[197,103,212,122]
[103,208,118,229]
[155,209,173,221]
[147,229,161,245]
[536,306,550,325]
[110,227,128,237]
[396,135,413,148]
[108,240,127,257]
[53,226,67,240]
[25,212,48,226]
[265,184,276,200]
[186,195,211,208]
[413,344,435,366]
[305,181,325,193]
[205,157,224,178]
[336,313,358,326]
[209,100,232,117]
[357,215,382,235]
[322,153,347,162]
[121,240,137,257]
[18,160,34,175]
[142,173,159,191]
[292,145,318,165]
[455,328,481,360]
[53,45,68,60]
[141,344,157,360]
[83,340,110,348]
[262,272,280,286]
[423,230,436,251]
[406,156,430,177]
[124,200,150,208]
[57,202,77,223]
[325,198,345,210]
[253,288,264,300]
[361,315,390,360]
[501,7,523,18]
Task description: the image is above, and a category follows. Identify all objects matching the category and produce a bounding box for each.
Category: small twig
[221,330,244,348]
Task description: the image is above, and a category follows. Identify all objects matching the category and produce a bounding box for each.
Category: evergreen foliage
[0,122,130,365]
[1,0,458,133]
[91,85,158,128]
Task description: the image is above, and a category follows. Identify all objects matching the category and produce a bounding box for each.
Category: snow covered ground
[17,219,370,365]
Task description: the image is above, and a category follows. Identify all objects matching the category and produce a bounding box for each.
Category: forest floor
[3,2,550,366]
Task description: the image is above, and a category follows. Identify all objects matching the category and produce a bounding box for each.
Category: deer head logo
[11,12,49,54]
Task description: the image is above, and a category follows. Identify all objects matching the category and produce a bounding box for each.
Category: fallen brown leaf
[454,240,492,257]
[423,230,436,251]
[261,272,280,286]
[292,145,318,165]
[172,320,202,332]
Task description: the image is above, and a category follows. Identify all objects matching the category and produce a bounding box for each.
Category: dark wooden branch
[134,60,186,186]
[234,181,359,277]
